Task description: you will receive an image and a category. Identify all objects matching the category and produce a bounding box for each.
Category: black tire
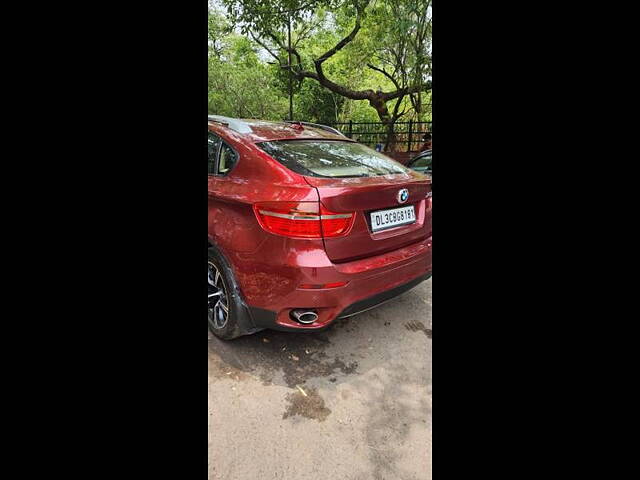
[208,247,246,340]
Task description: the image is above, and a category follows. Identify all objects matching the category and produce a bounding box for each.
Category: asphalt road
[208,278,432,480]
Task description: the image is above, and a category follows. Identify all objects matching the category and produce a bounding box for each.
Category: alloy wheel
[208,261,229,329]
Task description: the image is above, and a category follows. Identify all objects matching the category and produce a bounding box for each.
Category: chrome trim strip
[337,296,401,318]
[258,210,320,220]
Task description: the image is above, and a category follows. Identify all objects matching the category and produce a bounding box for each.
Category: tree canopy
[208,0,431,126]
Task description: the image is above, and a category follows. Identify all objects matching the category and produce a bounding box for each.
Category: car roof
[208,115,351,143]
[409,150,431,161]
[415,150,432,156]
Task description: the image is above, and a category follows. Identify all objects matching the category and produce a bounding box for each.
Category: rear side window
[208,133,220,175]
[411,155,432,169]
[218,143,238,175]
[208,132,238,175]
[258,140,410,178]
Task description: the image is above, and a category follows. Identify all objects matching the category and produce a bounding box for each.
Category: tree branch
[367,64,402,91]
[249,30,282,65]
[381,82,431,102]
[315,1,369,64]
[265,30,287,51]
[264,0,430,121]
[392,94,404,119]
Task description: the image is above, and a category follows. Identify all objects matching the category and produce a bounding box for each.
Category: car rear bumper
[241,236,432,332]
[336,272,431,318]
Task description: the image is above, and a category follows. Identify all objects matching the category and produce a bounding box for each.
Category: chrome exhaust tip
[290,309,318,324]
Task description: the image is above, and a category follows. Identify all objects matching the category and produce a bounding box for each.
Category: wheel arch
[208,239,261,336]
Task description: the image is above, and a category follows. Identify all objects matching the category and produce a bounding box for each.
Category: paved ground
[208,278,432,480]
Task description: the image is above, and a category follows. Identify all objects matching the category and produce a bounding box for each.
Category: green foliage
[208,10,288,119]
[294,80,344,124]
[209,1,431,122]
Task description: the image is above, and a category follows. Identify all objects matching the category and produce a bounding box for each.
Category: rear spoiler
[283,121,346,137]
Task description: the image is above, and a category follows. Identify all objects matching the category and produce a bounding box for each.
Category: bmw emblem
[397,188,409,204]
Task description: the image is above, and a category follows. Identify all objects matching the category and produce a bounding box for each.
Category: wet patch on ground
[209,329,358,387]
[330,316,360,333]
[208,353,251,382]
[278,355,358,388]
[404,321,432,339]
[209,279,432,480]
[282,386,331,422]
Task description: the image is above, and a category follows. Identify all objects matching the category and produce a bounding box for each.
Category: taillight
[254,202,355,239]
[319,204,354,237]
[254,202,320,238]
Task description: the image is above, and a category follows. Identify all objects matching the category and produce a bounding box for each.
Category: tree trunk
[368,95,398,152]
[384,120,399,152]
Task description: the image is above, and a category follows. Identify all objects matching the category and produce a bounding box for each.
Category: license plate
[370,205,416,232]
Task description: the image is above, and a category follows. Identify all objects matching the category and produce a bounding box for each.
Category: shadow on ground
[208,285,431,390]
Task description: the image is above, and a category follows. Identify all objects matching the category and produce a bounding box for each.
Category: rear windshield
[257,140,410,178]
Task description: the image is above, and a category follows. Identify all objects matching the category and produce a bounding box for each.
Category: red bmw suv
[208,116,432,339]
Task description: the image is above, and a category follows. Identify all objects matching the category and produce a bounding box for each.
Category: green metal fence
[327,120,432,152]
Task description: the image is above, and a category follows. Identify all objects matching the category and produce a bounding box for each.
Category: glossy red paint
[208,118,432,334]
